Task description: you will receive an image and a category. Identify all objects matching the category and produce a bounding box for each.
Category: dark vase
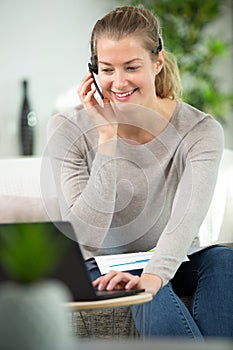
[19,80,37,156]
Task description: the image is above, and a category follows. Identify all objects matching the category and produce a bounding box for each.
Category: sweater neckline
[117,100,182,148]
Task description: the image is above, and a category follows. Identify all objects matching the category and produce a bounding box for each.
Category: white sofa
[0,149,233,245]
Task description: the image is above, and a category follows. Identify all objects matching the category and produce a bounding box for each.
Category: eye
[101,68,114,74]
[126,66,140,71]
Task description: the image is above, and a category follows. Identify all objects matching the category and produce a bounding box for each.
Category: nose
[113,70,127,91]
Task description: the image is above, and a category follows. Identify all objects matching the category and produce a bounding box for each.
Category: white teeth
[115,90,134,97]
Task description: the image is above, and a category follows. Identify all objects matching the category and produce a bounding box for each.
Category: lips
[113,88,138,99]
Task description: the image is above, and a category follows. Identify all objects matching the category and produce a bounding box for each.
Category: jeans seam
[190,268,201,322]
[168,286,201,340]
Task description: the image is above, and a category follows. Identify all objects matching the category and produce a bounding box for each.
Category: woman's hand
[78,72,100,109]
[92,270,162,297]
[78,72,117,146]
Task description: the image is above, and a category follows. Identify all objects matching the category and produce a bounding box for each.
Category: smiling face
[97,35,164,111]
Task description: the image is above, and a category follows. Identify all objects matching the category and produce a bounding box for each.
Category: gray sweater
[47,101,224,286]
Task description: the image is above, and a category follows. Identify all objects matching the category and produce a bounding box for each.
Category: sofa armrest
[199,148,233,245]
[0,157,61,223]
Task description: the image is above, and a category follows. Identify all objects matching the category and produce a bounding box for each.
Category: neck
[152,97,177,122]
[116,98,177,145]
[117,124,154,144]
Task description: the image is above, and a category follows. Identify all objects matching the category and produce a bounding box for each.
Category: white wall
[0,0,118,157]
[0,0,232,157]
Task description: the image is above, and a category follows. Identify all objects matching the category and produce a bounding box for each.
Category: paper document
[95,250,189,275]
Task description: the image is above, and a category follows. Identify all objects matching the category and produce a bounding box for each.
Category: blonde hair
[90,5,182,100]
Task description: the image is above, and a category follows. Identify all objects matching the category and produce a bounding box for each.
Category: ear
[154,50,164,75]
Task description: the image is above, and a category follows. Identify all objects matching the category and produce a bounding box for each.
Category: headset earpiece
[152,33,163,54]
[89,56,98,75]
[157,37,162,53]
[88,56,103,99]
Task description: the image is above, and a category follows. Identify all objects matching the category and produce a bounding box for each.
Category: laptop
[0,221,144,301]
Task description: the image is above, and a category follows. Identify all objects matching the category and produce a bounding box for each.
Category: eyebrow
[98,58,143,66]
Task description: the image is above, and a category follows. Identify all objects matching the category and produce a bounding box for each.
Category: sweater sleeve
[143,117,224,286]
[46,112,117,255]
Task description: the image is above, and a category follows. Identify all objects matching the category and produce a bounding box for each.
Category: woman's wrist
[98,136,117,156]
[140,273,163,296]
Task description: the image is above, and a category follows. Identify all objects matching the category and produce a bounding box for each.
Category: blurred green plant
[0,223,65,283]
[119,0,233,122]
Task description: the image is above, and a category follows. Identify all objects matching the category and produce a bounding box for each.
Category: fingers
[77,72,92,97]
[92,270,140,291]
[92,270,118,290]
[124,275,141,290]
[106,272,140,291]
[77,73,118,142]
[92,276,102,288]
[78,72,98,107]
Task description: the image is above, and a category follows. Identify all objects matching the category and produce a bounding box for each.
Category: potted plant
[0,222,73,350]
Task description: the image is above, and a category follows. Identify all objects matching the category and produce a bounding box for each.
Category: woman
[47,5,233,339]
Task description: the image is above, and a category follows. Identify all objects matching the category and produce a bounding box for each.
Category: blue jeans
[86,245,233,340]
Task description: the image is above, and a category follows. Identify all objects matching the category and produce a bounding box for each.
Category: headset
[88,31,162,100]
[88,57,104,100]
[152,36,162,54]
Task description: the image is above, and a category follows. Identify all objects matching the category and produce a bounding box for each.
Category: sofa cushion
[0,195,60,223]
